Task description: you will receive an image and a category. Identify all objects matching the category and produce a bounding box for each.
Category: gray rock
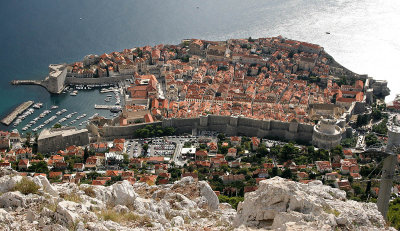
[0,191,27,208]
[33,175,59,197]
[198,181,219,211]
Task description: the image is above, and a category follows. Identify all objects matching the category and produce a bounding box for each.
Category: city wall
[100,121,162,140]
[163,115,315,143]
[65,75,133,85]
[96,115,337,145]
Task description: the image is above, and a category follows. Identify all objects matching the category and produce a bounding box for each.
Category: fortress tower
[312,118,344,149]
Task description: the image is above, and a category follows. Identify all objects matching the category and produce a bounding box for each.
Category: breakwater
[1,101,34,126]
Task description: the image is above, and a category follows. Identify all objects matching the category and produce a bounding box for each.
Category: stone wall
[65,75,133,85]
[163,115,315,143]
[38,129,89,153]
[100,122,162,140]
[96,115,341,147]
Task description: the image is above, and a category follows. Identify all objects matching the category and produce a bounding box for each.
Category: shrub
[13,177,40,195]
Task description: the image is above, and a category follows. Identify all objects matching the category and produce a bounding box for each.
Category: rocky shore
[0,169,393,231]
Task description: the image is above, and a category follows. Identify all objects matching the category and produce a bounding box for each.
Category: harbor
[0,84,126,134]
[1,101,34,126]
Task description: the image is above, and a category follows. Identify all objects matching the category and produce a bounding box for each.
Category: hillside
[0,168,393,230]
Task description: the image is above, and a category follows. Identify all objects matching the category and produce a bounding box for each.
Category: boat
[105,98,111,102]
[51,105,59,109]
[33,103,43,109]
[70,90,78,96]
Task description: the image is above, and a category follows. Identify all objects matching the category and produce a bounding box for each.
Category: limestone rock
[55,201,81,227]
[198,181,219,211]
[0,191,27,208]
[171,216,184,227]
[0,175,22,193]
[234,177,391,230]
[33,175,59,197]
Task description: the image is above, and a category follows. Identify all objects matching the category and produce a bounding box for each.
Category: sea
[1,0,399,134]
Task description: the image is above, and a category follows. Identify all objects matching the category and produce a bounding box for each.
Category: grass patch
[323,206,341,217]
[97,209,147,223]
[62,192,83,203]
[39,201,58,213]
[82,186,96,197]
[13,177,40,195]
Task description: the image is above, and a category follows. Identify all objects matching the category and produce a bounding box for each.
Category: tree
[270,167,279,177]
[371,109,383,121]
[53,123,62,129]
[281,168,292,179]
[365,134,380,146]
[83,147,89,163]
[28,161,48,174]
[25,132,31,148]
[217,133,226,141]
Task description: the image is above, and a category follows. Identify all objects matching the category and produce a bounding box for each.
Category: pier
[94,105,122,110]
[1,101,34,126]
[11,80,45,87]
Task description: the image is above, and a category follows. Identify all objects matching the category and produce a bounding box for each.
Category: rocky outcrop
[0,168,393,231]
[234,177,393,231]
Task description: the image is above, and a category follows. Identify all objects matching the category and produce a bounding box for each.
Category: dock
[94,104,122,110]
[1,101,34,126]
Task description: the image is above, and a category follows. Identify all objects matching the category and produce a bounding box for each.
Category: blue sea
[1,0,399,133]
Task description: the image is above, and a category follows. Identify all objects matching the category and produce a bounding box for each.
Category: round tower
[312,118,344,149]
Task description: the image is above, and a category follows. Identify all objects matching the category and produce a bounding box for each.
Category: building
[312,118,344,149]
[38,127,89,153]
[44,64,67,94]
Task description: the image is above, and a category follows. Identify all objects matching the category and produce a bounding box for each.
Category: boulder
[171,216,184,227]
[55,201,82,227]
[234,177,391,230]
[33,175,58,197]
[198,181,219,211]
[0,175,22,193]
[0,191,27,208]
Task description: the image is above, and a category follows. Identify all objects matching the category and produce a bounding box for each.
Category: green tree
[365,134,380,146]
[281,168,292,179]
[83,147,89,163]
[53,123,62,129]
[28,161,49,174]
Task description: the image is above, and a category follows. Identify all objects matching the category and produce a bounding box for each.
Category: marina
[0,83,124,133]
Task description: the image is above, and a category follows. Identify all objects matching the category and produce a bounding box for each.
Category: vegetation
[372,118,388,135]
[28,161,49,174]
[341,137,357,148]
[356,114,370,127]
[365,133,380,146]
[53,123,62,129]
[388,198,400,230]
[97,209,152,226]
[61,192,83,203]
[13,177,40,195]
[134,125,175,138]
[82,186,96,197]
[218,195,244,209]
